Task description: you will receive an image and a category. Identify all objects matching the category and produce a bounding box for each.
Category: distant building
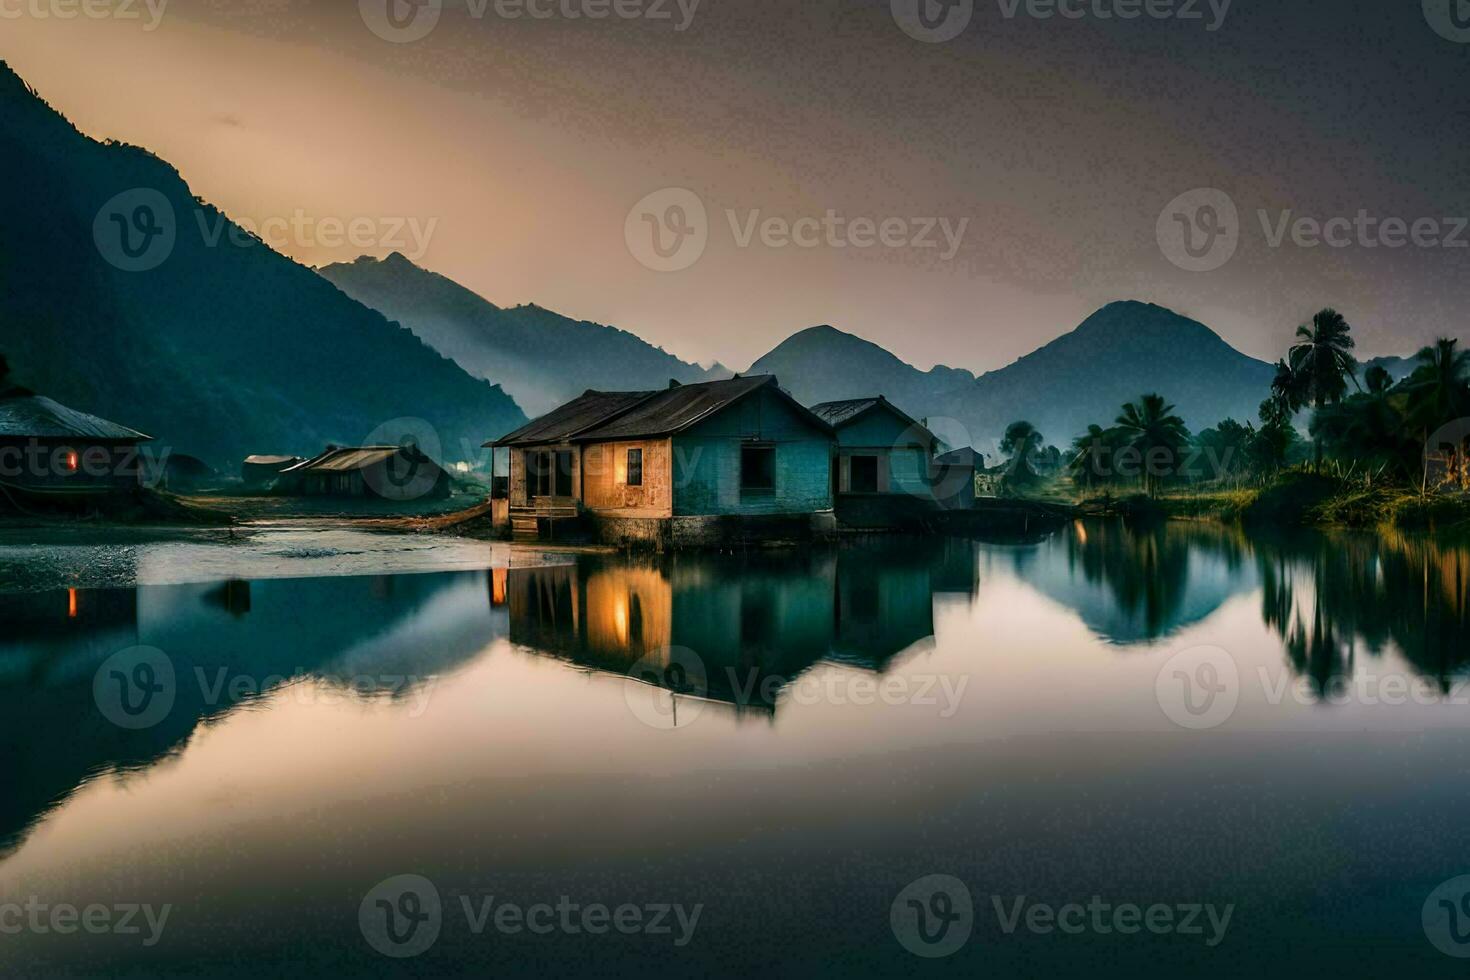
[488,375,836,546]
[278,445,450,500]
[241,454,304,488]
[158,454,215,493]
[0,390,151,496]
[809,395,945,527]
[932,447,980,510]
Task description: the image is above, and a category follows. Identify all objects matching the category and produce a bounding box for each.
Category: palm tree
[1310,365,1407,481]
[1069,424,1114,492]
[1406,338,1470,491]
[1114,394,1191,497]
[1283,309,1358,469]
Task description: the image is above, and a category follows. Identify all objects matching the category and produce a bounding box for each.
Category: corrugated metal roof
[488,389,656,448]
[809,395,936,445]
[284,446,436,474]
[0,394,151,441]
[809,398,881,427]
[575,376,829,442]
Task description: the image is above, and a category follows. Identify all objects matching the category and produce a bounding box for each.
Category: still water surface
[4,521,1470,977]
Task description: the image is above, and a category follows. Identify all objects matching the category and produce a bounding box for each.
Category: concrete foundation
[590,511,837,550]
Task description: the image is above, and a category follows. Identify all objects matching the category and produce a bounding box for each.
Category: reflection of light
[68,588,78,619]
[491,568,508,606]
[614,595,629,646]
[1073,520,1087,544]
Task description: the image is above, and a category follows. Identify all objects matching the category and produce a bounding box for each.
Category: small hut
[279,445,450,501]
[241,454,304,488]
[0,389,152,497]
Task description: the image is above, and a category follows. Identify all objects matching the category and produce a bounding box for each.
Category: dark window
[849,455,880,493]
[741,445,775,492]
[554,451,574,497]
[530,452,552,498]
[627,448,643,487]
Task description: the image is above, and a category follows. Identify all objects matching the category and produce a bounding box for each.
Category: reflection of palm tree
[1113,394,1189,497]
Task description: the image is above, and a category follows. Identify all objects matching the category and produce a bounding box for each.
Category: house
[808,395,944,528]
[932,447,980,510]
[278,445,449,501]
[240,454,304,488]
[487,375,837,547]
[0,389,151,496]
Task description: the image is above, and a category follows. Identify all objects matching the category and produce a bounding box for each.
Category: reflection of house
[489,376,837,547]
[0,390,151,496]
[809,396,943,528]
[279,445,449,500]
[505,546,960,713]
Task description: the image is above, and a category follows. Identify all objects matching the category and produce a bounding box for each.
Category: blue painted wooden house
[488,375,837,547]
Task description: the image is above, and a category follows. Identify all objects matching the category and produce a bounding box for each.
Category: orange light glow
[63,451,79,473]
[68,588,79,619]
[491,568,508,607]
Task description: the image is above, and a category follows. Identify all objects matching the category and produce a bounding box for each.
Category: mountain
[0,62,525,470]
[747,324,975,415]
[936,302,1277,448]
[318,254,725,418]
[1362,354,1417,384]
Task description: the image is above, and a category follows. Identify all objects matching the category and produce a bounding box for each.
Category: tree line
[997,310,1470,497]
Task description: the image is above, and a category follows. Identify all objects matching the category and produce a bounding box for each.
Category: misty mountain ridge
[319,253,727,418]
[0,61,525,469]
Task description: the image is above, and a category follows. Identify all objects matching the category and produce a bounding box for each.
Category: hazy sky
[5,0,1467,372]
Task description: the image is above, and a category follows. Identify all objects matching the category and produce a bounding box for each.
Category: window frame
[740,443,776,494]
[626,447,643,487]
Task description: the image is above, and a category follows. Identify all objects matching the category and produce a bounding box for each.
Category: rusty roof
[283,446,439,474]
[572,376,832,442]
[487,389,657,448]
[0,394,151,442]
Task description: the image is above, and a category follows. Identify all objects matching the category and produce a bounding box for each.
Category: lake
[4,520,1470,977]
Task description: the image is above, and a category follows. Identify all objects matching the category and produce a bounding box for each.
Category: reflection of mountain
[1005,520,1258,646]
[506,541,978,714]
[0,571,501,860]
